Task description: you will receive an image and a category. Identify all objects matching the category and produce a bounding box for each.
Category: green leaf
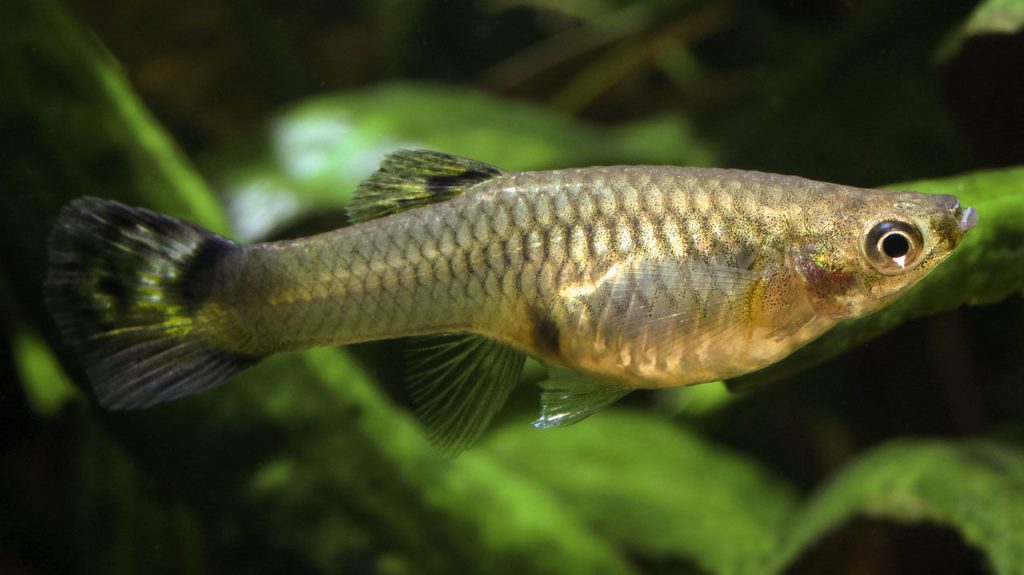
[767,439,1024,575]
[205,82,714,239]
[732,165,1024,389]
[10,326,80,416]
[939,0,1024,61]
[0,0,227,232]
[483,410,799,574]
[963,0,1024,37]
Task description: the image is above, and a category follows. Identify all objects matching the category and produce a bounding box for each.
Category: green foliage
[485,412,798,574]
[0,0,226,232]
[964,0,1024,37]
[11,327,80,416]
[3,0,1024,574]
[768,440,1024,575]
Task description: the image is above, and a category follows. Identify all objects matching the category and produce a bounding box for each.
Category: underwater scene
[2,0,1024,573]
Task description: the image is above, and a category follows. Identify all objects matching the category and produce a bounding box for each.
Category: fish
[46,150,978,454]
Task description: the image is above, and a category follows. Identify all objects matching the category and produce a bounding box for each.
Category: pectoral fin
[406,333,525,456]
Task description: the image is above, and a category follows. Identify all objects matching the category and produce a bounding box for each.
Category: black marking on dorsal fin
[347,150,505,224]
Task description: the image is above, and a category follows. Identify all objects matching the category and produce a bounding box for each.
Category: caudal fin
[46,197,256,409]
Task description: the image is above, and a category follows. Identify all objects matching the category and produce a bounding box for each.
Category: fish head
[794,191,977,319]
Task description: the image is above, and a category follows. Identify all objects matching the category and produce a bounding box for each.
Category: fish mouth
[936,197,976,248]
[958,205,978,232]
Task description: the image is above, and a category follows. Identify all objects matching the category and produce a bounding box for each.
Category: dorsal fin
[347,150,504,223]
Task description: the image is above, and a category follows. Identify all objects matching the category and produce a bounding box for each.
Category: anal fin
[406,333,525,456]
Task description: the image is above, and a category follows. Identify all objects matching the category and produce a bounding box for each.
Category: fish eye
[881,232,909,258]
[864,220,923,274]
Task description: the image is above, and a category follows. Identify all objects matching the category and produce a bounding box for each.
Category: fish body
[46,151,977,453]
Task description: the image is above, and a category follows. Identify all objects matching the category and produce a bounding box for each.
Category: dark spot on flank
[530,306,561,359]
[177,238,232,311]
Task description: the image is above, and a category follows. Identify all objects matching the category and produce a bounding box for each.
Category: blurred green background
[2,0,1024,573]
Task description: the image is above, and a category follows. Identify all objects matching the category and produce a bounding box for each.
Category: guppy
[47,150,977,454]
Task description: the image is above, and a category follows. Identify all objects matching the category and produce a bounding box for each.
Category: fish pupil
[881,233,910,258]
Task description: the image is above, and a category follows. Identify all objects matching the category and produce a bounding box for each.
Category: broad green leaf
[732,166,1024,389]
[483,411,799,574]
[767,439,1024,575]
[205,82,713,239]
[0,0,226,232]
[10,326,80,416]
[657,380,735,417]
[963,0,1024,37]
[939,0,1024,60]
